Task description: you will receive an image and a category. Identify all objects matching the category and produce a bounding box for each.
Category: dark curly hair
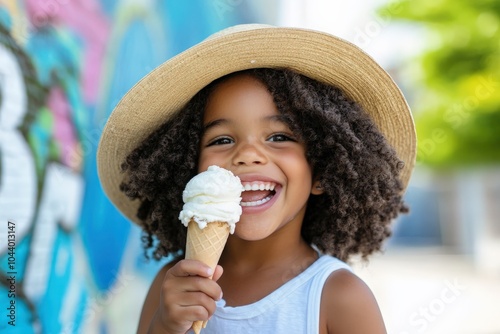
[120,68,408,262]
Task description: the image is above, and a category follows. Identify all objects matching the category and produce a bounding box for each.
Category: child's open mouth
[240,181,277,207]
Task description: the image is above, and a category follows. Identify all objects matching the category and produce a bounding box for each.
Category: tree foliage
[380,0,500,166]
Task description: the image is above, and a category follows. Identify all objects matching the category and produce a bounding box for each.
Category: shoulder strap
[306,256,352,333]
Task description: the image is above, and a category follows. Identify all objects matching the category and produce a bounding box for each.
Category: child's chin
[231,223,275,241]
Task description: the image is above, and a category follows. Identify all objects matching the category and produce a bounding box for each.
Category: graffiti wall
[0,1,276,333]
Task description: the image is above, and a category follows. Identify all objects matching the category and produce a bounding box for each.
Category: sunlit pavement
[352,247,500,334]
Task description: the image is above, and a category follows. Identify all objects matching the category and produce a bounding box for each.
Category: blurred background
[0,0,498,333]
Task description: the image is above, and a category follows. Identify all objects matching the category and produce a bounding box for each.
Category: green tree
[380,0,500,166]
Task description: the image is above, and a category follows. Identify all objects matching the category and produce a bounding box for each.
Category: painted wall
[0,1,276,333]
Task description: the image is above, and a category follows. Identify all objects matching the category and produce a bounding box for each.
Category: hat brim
[97,25,416,225]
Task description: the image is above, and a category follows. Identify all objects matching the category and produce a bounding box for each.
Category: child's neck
[217,230,318,306]
[222,233,315,271]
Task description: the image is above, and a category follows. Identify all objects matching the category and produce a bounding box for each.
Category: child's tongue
[241,190,272,203]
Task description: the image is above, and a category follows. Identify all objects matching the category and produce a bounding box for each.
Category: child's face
[198,74,319,241]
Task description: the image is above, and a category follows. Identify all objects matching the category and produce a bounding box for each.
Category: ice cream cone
[185,220,230,334]
[179,166,243,333]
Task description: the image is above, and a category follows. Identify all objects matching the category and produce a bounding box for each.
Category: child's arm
[137,259,223,334]
[321,269,387,334]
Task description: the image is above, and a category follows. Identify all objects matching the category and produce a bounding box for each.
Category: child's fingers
[164,260,223,303]
[212,265,224,282]
[178,291,218,319]
[174,276,222,302]
[163,295,215,333]
[161,279,221,326]
[169,259,214,278]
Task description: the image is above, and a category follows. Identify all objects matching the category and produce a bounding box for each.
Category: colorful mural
[0,1,275,333]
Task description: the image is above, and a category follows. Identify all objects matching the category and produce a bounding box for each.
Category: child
[97,24,416,334]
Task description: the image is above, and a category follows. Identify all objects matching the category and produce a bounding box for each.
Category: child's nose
[232,142,268,166]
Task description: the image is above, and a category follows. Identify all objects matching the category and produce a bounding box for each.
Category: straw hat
[97,24,416,225]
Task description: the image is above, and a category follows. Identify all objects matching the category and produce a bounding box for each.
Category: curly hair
[120,68,408,262]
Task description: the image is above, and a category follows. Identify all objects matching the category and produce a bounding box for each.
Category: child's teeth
[242,182,277,191]
[241,195,273,207]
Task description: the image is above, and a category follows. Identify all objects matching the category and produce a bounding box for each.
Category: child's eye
[268,133,295,142]
[207,137,233,146]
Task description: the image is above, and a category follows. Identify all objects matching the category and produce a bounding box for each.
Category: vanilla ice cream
[179,165,243,233]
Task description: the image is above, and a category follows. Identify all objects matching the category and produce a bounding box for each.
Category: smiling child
[97,25,416,334]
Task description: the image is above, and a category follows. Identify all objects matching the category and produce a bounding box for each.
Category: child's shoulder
[320,269,387,333]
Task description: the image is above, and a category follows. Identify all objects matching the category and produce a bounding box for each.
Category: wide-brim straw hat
[97,24,416,225]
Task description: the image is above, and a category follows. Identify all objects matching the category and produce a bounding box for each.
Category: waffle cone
[185,220,230,334]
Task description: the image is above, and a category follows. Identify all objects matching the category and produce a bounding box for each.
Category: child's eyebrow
[265,114,289,124]
[202,118,230,133]
[202,114,288,133]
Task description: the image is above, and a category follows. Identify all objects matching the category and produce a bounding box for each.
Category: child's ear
[311,180,324,195]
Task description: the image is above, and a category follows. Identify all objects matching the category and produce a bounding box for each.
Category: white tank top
[199,255,351,334]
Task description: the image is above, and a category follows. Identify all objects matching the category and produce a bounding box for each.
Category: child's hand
[151,259,223,334]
